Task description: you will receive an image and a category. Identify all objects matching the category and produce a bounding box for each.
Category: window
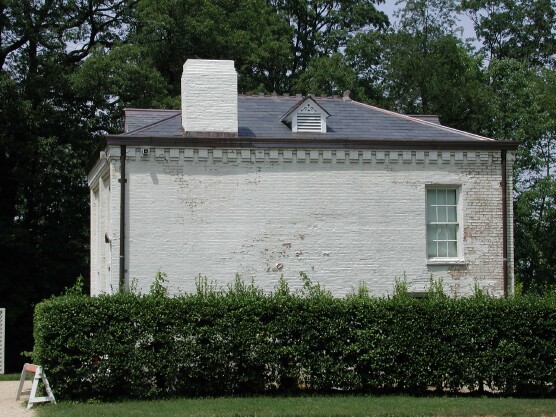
[427,188,460,259]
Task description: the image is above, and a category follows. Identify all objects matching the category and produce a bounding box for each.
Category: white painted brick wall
[181,60,238,134]
[89,154,118,294]
[90,147,512,298]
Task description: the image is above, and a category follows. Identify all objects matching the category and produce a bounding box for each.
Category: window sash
[427,188,459,259]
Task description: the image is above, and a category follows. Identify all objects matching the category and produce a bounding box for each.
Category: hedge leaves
[33,279,556,400]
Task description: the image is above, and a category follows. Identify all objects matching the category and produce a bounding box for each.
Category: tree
[459,0,556,66]
[267,0,388,85]
[292,53,363,98]
[507,66,556,293]
[515,176,556,293]
[70,44,169,134]
[0,1,137,78]
[455,1,556,293]
[0,0,139,372]
[128,0,293,94]
[378,32,486,127]
[396,0,461,41]
[461,58,555,292]
[345,0,488,131]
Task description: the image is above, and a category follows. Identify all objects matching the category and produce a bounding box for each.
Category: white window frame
[426,185,465,265]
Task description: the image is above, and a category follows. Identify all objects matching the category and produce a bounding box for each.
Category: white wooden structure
[16,363,56,409]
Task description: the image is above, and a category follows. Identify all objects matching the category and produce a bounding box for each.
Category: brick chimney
[181,59,238,136]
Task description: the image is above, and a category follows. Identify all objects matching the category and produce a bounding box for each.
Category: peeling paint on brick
[89,147,514,298]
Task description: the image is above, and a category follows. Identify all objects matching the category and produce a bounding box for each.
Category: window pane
[428,225,436,241]
[427,240,437,258]
[433,224,440,240]
[448,241,458,257]
[446,225,457,240]
[438,242,448,257]
[438,189,446,205]
[427,189,437,205]
[435,224,445,240]
[447,189,456,205]
[427,204,437,222]
[438,206,447,222]
[447,206,457,222]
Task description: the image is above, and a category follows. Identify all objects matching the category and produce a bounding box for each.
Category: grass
[0,373,20,381]
[34,395,556,417]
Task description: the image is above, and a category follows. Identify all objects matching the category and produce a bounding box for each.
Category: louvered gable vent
[282,96,330,133]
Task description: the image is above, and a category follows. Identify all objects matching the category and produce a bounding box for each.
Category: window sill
[427,258,467,266]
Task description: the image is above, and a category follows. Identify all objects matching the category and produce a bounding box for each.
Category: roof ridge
[238,93,343,100]
[124,108,180,112]
[239,93,297,98]
[125,113,181,136]
[351,100,495,142]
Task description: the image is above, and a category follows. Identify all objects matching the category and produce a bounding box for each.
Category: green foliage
[64,275,86,297]
[149,271,168,298]
[363,30,488,131]
[352,281,371,298]
[33,278,556,400]
[459,0,556,66]
[515,176,556,294]
[393,274,409,299]
[1,0,136,372]
[267,0,389,79]
[70,44,169,134]
[482,61,556,294]
[293,53,363,99]
[298,271,332,298]
[427,276,447,300]
[472,279,491,300]
[396,0,459,38]
[130,0,294,93]
[274,275,291,297]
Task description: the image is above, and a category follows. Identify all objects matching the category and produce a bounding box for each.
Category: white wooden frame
[16,363,56,409]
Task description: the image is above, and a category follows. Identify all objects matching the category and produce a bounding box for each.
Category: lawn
[34,395,556,417]
[0,373,20,381]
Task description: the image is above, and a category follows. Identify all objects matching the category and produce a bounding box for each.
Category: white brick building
[87,59,518,297]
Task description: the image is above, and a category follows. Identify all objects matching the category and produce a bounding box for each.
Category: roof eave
[103,135,520,150]
[87,135,519,173]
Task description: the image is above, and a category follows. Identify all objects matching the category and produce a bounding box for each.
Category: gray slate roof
[122,95,494,142]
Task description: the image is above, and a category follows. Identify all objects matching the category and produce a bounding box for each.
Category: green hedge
[33,279,556,400]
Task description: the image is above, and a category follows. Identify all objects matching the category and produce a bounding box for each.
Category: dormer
[281,96,330,133]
